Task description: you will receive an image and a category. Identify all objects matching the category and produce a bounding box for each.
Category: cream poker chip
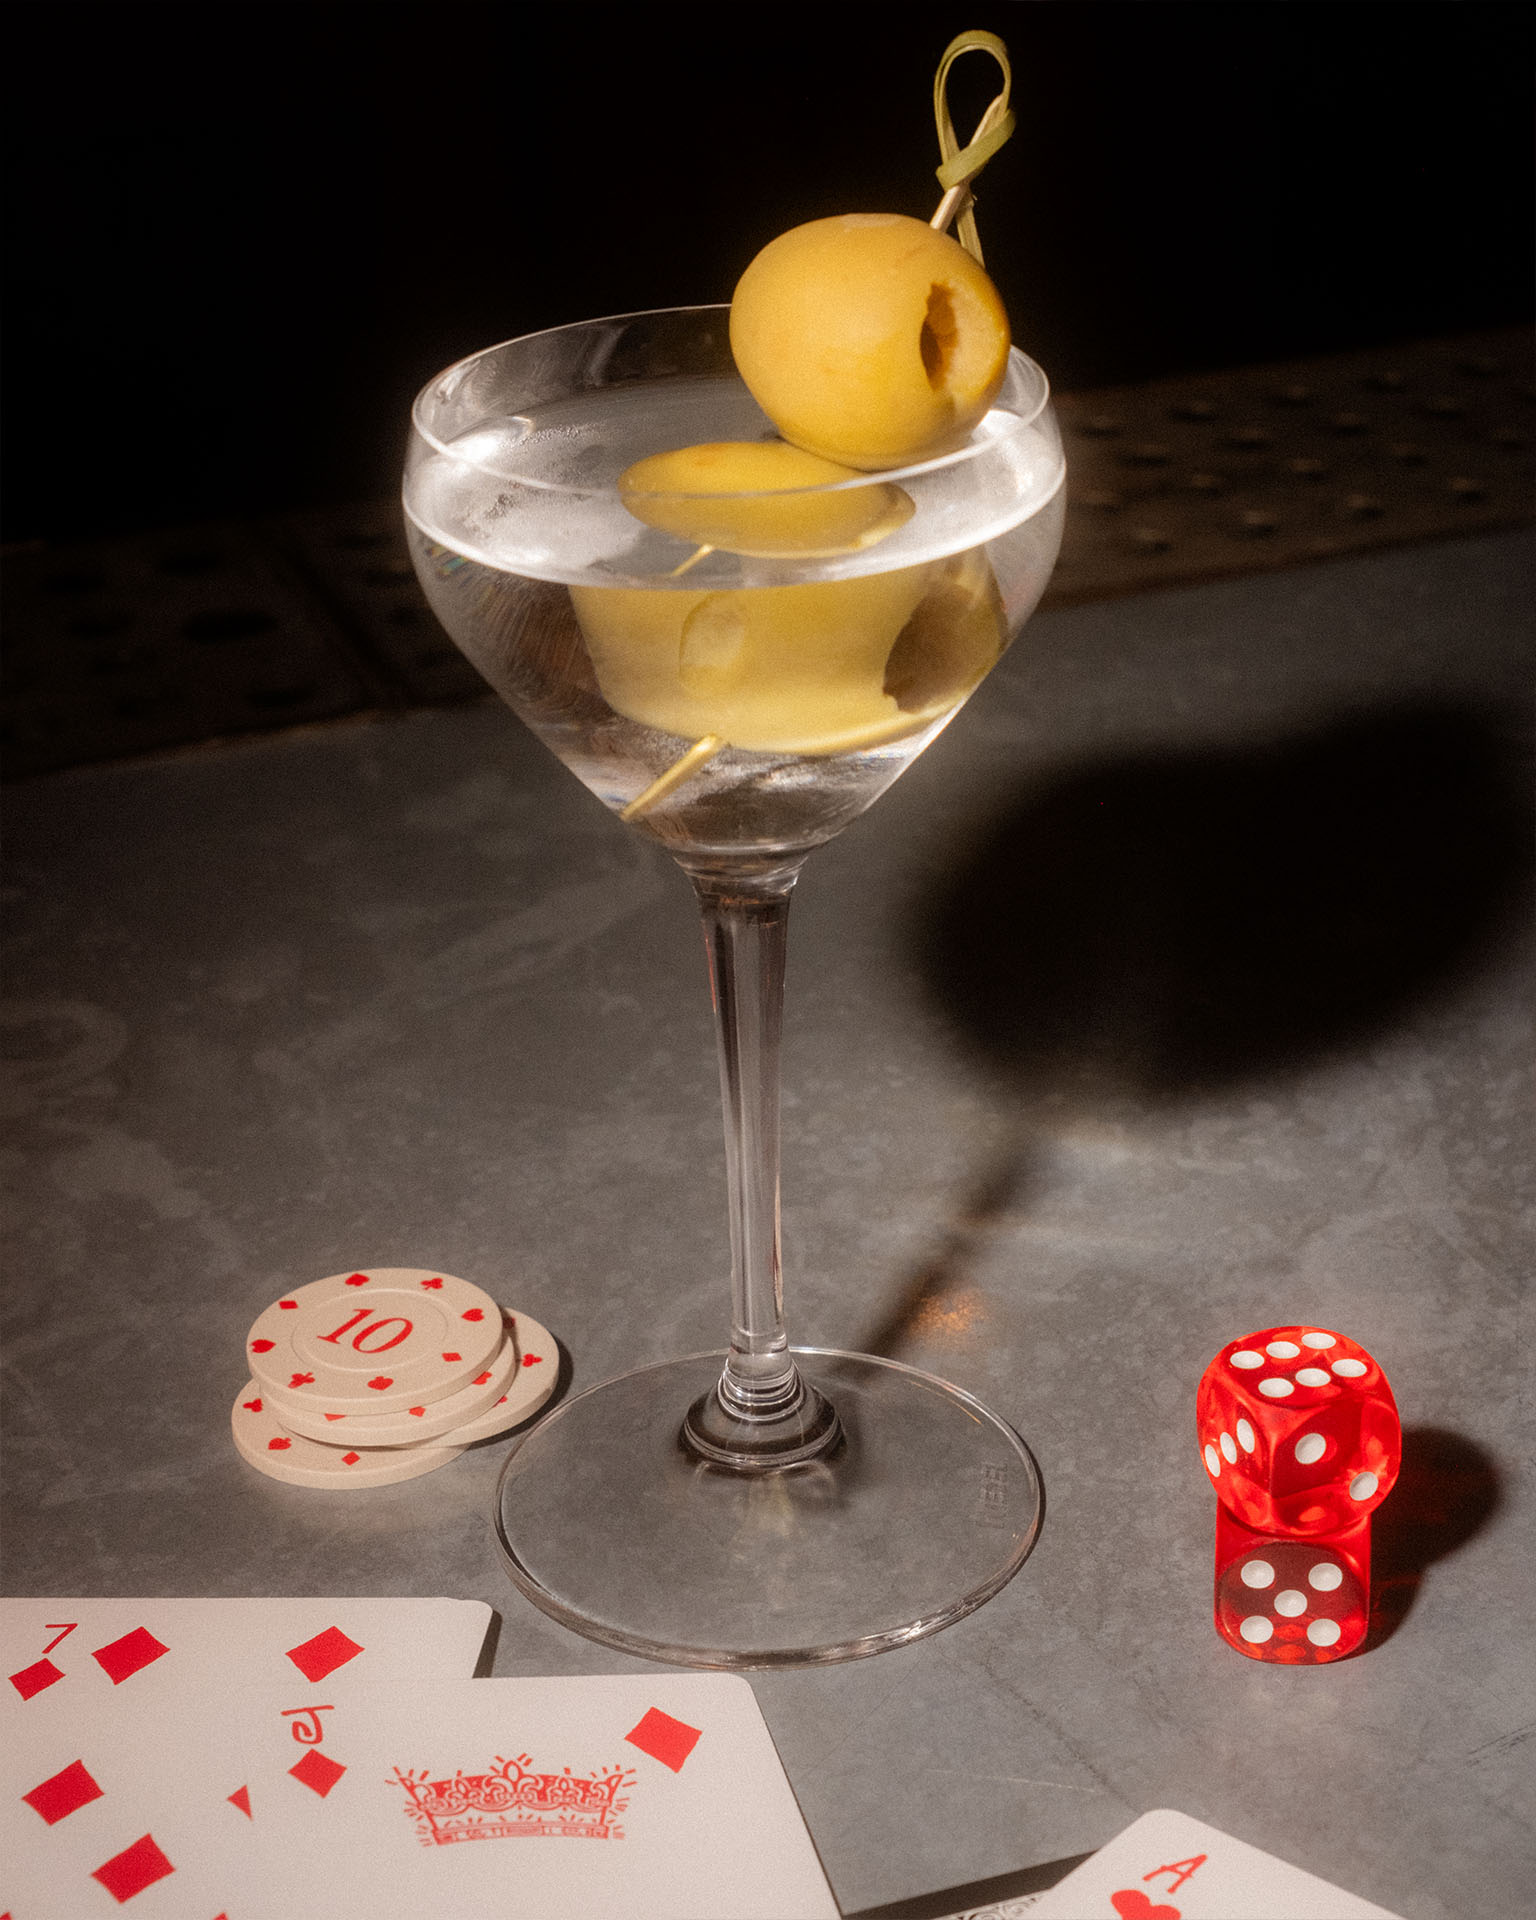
[245,1268,502,1415]
[438,1310,558,1444]
[268,1311,520,1445]
[231,1383,465,1488]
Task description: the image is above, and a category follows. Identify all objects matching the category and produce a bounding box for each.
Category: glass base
[492,1347,1044,1668]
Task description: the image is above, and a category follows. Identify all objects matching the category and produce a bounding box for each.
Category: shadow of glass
[1364,1424,1502,1651]
[911,699,1531,1105]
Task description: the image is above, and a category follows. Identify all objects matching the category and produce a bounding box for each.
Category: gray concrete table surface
[3,529,1532,1919]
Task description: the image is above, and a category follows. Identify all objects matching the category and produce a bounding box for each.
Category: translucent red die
[1197,1324,1400,1535]
[1214,1504,1369,1664]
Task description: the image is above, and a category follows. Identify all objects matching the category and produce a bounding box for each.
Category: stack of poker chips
[232,1268,556,1488]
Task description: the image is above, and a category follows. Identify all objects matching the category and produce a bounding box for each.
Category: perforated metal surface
[1049,326,1533,605]
[2,328,1529,781]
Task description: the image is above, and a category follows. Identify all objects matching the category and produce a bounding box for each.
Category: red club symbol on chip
[346,1274,370,1287]
[242,1397,263,1412]
[251,1339,275,1352]
[420,1278,444,1290]
[523,1354,543,1367]
[367,1376,394,1391]
[288,1373,315,1388]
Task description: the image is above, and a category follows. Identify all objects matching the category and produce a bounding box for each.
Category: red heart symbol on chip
[242,1397,262,1411]
[251,1339,275,1352]
[462,1309,485,1322]
[346,1273,370,1286]
[367,1376,395,1390]
[420,1278,444,1290]
[267,1438,291,1452]
[522,1353,543,1367]
[1111,1893,1180,1920]
[279,1300,298,1310]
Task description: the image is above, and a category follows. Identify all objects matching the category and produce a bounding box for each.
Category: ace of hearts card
[1023,1807,1405,1919]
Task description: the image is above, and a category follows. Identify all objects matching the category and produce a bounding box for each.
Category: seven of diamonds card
[2,1598,492,1919]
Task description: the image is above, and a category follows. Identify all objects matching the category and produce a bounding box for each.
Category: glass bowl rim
[409,303,1054,500]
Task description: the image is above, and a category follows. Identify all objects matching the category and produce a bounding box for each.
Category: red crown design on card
[391,1754,633,1844]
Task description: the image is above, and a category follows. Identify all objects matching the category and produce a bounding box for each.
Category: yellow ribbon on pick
[931,30,1015,265]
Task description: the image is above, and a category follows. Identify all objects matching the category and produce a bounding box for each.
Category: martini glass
[404,306,1064,1666]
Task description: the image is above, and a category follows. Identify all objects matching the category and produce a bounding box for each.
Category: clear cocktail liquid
[405,369,1064,862]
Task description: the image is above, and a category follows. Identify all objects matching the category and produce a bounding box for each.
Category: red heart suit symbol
[1111,1893,1180,1920]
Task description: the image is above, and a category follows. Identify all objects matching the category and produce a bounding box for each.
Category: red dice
[1198,1325,1398,1664]
[1197,1324,1400,1535]
[1214,1504,1370,1663]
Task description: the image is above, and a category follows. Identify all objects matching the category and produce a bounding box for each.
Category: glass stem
[680,862,841,1469]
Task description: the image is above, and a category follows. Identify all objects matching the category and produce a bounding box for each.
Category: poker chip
[232,1271,561,1490]
[270,1311,523,1445]
[231,1382,466,1487]
[438,1310,558,1444]
[246,1268,503,1415]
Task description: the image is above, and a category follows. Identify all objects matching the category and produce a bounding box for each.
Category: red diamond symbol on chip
[624,1706,702,1773]
[420,1277,444,1290]
[93,1628,169,1686]
[473,1372,491,1385]
[324,1413,345,1422]
[9,1657,65,1700]
[346,1273,370,1286]
[522,1354,543,1367]
[251,1339,275,1352]
[367,1376,394,1391]
[289,1748,346,1797]
[279,1300,298,1310]
[342,1452,362,1465]
[24,1758,105,1825]
[93,1832,176,1902]
[286,1625,364,1682]
[441,1352,461,1363]
[228,1785,252,1818]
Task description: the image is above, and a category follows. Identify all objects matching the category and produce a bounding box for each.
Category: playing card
[1022,1808,1405,1919]
[2,1597,493,1919]
[235,1673,838,1919]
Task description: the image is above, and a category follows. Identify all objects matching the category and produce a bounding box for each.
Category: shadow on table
[844,1849,1094,1919]
[864,699,1531,1356]
[1363,1424,1502,1652]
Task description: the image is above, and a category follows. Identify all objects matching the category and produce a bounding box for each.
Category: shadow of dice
[1215,1504,1369,1663]
[1197,1325,1400,1535]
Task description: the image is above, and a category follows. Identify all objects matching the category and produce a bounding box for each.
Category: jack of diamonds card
[2,1597,491,1918]
[234,1673,838,1919]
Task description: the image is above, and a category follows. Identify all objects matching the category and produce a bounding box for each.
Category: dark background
[4,1,1531,543]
